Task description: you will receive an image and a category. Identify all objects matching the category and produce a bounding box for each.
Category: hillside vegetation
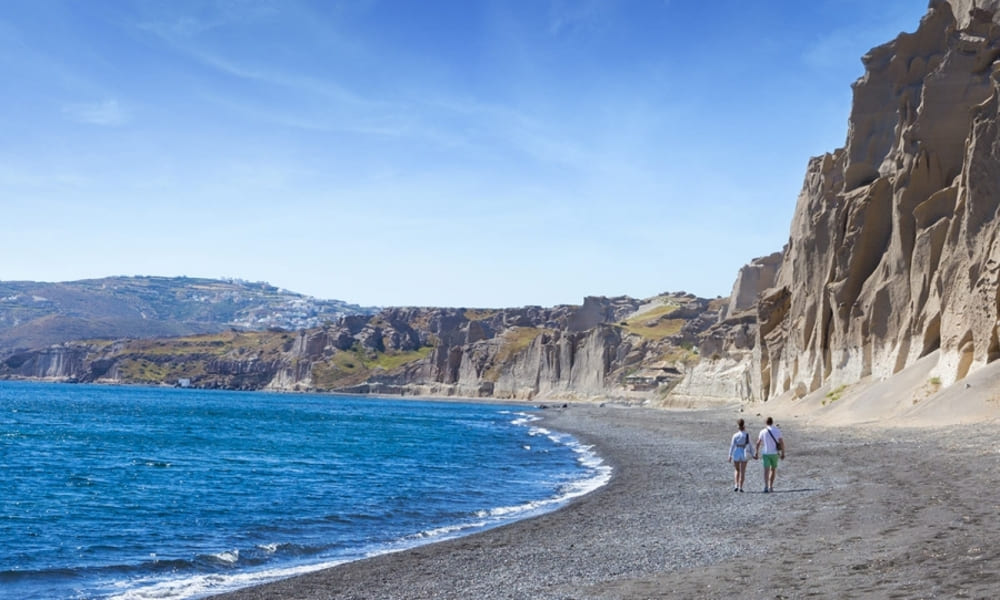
[0,292,722,401]
[0,276,375,351]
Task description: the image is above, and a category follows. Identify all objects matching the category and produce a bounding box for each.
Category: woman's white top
[730,430,752,459]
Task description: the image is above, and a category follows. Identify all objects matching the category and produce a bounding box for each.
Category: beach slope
[211,404,1000,599]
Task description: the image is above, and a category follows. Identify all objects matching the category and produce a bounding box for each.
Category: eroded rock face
[673,253,780,404]
[0,294,720,402]
[721,252,783,320]
[726,0,1000,402]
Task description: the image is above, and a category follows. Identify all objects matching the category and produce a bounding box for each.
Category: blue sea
[0,381,609,600]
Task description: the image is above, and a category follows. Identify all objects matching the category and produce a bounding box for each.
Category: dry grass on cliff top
[482,327,549,381]
[311,346,434,389]
[618,302,685,341]
[107,331,293,384]
[127,330,292,357]
[765,350,1000,427]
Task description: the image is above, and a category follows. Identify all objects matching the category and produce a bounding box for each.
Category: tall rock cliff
[15,5,997,412]
[671,253,780,405]
[1,293,721,402]
[337,295,719,401]
[706,0,1000,404]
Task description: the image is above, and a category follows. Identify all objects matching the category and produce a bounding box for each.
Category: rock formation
[671,253,780,405]
[720,252,783,320]
[0,294,721,403]
[699,0,1000,405]
[13,4,1000,412]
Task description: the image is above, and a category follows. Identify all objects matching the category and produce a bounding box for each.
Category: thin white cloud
[417,94,590,166]
[143,34,478,150]
[62,99,129,126]
[138,0,281,39]
[547,0,610,35]
[130,1,652,194]
[192,47,378,112]
[136,10,384,114]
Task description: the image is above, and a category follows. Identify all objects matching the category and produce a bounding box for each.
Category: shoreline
[208,403,1000,599]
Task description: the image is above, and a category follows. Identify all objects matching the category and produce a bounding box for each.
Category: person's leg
[737,461,747,491]
[761,454,778,491]
[733,462,740,491]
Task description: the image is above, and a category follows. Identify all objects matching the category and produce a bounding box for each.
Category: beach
[210,403,1000,599]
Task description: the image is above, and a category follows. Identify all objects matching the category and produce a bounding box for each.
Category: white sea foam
[474,445,610,521]
[507,411,540,427]
[107,409,611,600]
[105,559,349,600]
[528,425,551,437]
[211,550,239,565]
[407,520,490,540]
[476,498,549,518]
[474,417,613,521]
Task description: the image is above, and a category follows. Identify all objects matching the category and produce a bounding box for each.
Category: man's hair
[766,416,774,425]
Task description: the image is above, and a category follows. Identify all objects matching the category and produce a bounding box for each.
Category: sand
[210,403,1000,600]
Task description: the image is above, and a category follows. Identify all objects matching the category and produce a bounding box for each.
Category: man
[756,417,785,492]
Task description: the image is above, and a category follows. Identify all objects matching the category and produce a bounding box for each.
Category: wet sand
[210,404,1000,599]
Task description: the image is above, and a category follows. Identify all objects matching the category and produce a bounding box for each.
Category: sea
[0,381,610,600]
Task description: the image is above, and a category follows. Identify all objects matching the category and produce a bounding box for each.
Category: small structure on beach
[623,363,682,391]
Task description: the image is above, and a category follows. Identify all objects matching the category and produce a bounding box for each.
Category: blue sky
[0,0,928,308]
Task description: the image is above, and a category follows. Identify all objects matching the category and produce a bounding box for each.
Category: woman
[728,418,756,492]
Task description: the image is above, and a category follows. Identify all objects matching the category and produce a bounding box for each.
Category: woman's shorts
[732,448,748,462]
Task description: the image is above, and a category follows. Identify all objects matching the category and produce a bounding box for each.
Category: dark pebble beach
[210,404,1000,599]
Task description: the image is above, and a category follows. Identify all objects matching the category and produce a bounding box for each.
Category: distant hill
[0,276,376,351]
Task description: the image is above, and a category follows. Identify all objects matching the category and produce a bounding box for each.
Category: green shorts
[762,453,779,469]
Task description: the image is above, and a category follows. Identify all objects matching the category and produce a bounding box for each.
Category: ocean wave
[507,411,540,427]
[474,421,613,520]
[528,425,551,437]
[131,458,173,468]
[256,542,280,554]
[0,541,331,590]
[406,520,489,541]
[92,543,345,600]
[103,559,349,600]
[5,390,612,600]
[87,434,609,600]
[200,549,239,567]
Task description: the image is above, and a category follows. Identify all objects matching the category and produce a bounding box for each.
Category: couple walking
[728,417,784,493]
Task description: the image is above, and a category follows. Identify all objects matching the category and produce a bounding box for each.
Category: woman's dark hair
[737,418,745,430]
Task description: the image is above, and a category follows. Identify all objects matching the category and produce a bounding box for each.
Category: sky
[0,0,930,308]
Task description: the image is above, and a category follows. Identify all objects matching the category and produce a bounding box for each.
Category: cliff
[691,0,1000,415]
[0,293,721,402]
[670,253,780,406]
[11,3,1000,417]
